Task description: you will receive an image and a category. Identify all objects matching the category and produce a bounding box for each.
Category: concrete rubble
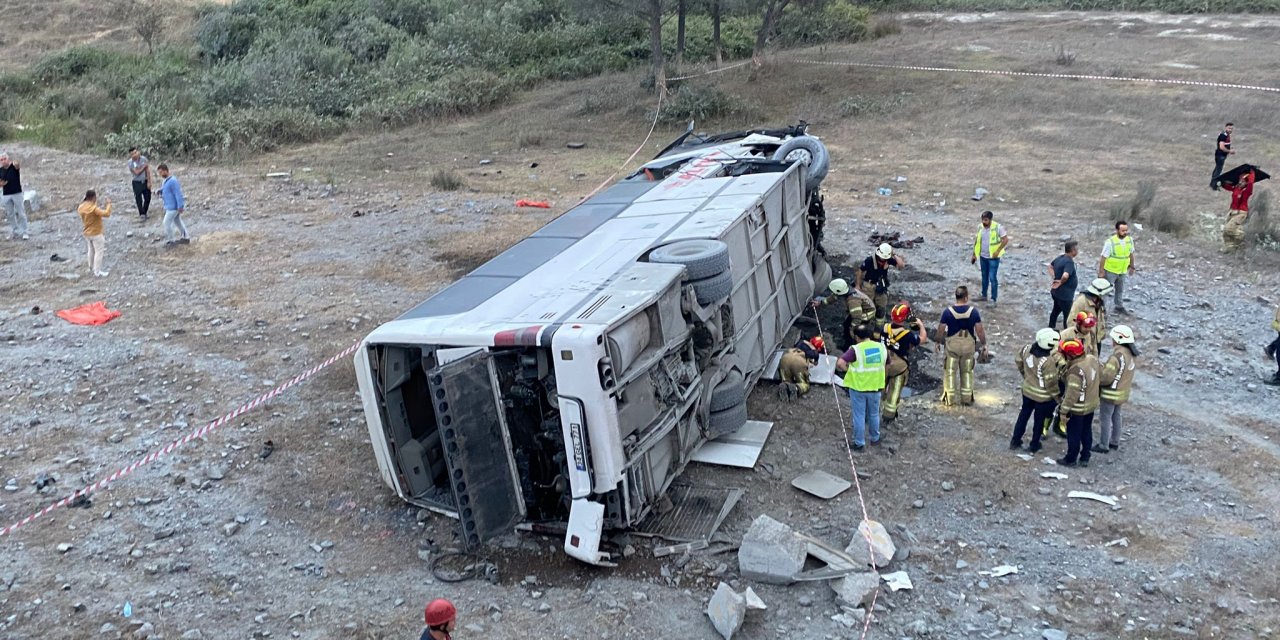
[737,515,807,585]
[831,571,880,609]
[705,581,767,640]
[845,519,896,569]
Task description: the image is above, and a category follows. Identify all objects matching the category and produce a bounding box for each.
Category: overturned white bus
[355,123,832,565]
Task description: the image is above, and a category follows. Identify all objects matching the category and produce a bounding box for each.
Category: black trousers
[132,180,151,217]
[1268,333,1280,373]
[1011,395,1055,449]
[1211,155,1227,188]
[1048,297,1072,329]
[1063,412,1095,464]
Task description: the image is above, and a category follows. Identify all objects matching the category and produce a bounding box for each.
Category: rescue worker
[1222,168,1255,252]
[855,243,905,325]
[814,278,877,347]
[971,210,1010,305]
[1265,306,1280,385]
[1056,338,1100,468]
[936,286,987,406]
[881,302,927,421]
[421,598,457,640]
[1097,220,1136,315]
[1009,328,1063,454]
[1094,325,1138,453]
[1069,278,1112,344]
[835,324,887,451]
[779,336,824,397]
[1059,311,1099,357]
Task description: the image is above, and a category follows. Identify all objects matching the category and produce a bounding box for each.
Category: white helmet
[1109,324,1135,345]
[828,278,850,296]
[1087,278,1113,297]
[875,243,894,260]
[1035,328,1061,351]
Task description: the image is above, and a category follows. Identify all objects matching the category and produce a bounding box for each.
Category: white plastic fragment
[1040,472,1069,480]
[881,571,913,592]
[1067,491,1119,506]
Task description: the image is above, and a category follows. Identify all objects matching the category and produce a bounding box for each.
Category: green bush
[31,47,129,84]
[776,0,871,47]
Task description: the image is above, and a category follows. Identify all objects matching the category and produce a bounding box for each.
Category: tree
[601,0,668,96]
[712,0,722,66]
[676,0,687,66]
[752,0,793,68]
[109,0,172,54]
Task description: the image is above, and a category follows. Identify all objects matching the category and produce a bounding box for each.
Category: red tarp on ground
[56,301,122,326]
[515,199,551,208]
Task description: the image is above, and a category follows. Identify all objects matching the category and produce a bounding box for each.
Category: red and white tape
[791,58,1280,93]
[0,341,363,538]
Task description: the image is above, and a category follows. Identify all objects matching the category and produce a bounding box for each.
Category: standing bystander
[970,210,1009,305]
[1211,122,1234,190]
[0,152,28,240]
[1048,240,1079,329]
[1097,221,1135,315]
[1265,306,1280,386]
[128,147,153,221]
[156,164,190,246]
[835,324,887,451]
[77,190,112,277]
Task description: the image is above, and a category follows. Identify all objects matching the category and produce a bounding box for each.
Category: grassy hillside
[0,0,872,158]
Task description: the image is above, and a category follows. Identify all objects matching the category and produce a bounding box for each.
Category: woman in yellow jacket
[77,190,112,277]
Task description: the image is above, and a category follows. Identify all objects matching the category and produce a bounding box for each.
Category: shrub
[658,84,756,124]
[193,9,260,60]
[516,131,543,148]
[1245,192,1279,249]
[775,0,872,47]
[1144,203,1189,237]
[31,47,127,84]
[429,169,465,191]
[1109,181,1157,222]
[1055,45,1076,66]
[837,93,909,118]
[869,15,903,39]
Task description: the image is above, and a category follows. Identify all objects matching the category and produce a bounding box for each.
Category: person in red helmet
[1056,339,1100,468]
[881,302,927,421]
[1222,168,1255,251]
[422,598,457,640]
[778,335,825,398]
[1059,311,1098,357]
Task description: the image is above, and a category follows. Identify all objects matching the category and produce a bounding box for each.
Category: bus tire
[649,239,731,281]
[709,371,746,412]
[708,402,748,437]
[691,270,733,305]
[771,136,829,188]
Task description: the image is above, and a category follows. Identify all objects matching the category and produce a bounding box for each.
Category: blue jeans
[848,390,881,446]
[980,256,1000,301]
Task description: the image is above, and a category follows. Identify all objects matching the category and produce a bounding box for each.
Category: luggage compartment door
[428,349,525,549]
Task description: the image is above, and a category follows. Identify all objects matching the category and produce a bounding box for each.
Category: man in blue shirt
[156,164,189,245]
[936,286,987,406]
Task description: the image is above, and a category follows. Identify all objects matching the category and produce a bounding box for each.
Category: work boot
[1079,459,1090,468]
[1109,444,1119,451]
[1267,373,1280,387]
[1056,457,1077,468]
[1091,445,1109,454]
[1009,441,1022,450]
[1028,443,1042,454]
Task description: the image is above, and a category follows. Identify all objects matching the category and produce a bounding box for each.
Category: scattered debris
[1041,472,1069,480]
[50,254,67,262]
[881,570,913,592]
[265,172,291,179]
[29,305,41,315]
[33,473,55,490]
[845,520,896,569]
[894,176,908,182]
[1016,453,1034,461]
[653,540,708,558]
[877,187,893,196]
[1105,537,1130,548]
[972,187,989,201]
[515,200,551,208]
[791,470,851,499]
[738,515,807,585]
[259,440,275,460]
[566,142,586,149]
[831,572,880,608]
[1042,629,1068,640]
[1067,491,1119,506]
[982,565,1019,577]
[868,232,925,249]
[705,582,766,640]
[691,421,774,469]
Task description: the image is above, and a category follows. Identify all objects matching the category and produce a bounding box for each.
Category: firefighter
[779,336,824,398]
[1268,306,1280,386]
[1069,278,1112,344]
[814,278,876,347]
[1056,339,1101,468]
[1059,311,1099,357]
[1010,328,1064,454]
[1094,325,1138,453]
[421,598,458,640]
[855,243,905,325]
[936,286,987,406]
[881,302,928,421]
[1222,169,1256,252]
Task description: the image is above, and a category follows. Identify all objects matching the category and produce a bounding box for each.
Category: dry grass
[1245,191,1279,249]
[428,169,466,192]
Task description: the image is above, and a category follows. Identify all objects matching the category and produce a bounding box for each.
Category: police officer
[881,302,927,421]
[936,286,987,406]
[1094,325,1138,453]
[1010,328,1063,454]
[1056,339,1100,468]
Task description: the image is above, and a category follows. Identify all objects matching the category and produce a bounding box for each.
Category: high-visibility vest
[974,223,1005,258]
[1103,235,1134,275]
[842,341,887,392]
[1273,307,1280,332]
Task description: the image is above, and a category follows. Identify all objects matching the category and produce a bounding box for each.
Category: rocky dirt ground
[3,10,1280,640]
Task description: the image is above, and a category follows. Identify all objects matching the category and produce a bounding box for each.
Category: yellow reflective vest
[842,340,887,392]
[1103,235,1134,275]
[974,223,1006,258]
